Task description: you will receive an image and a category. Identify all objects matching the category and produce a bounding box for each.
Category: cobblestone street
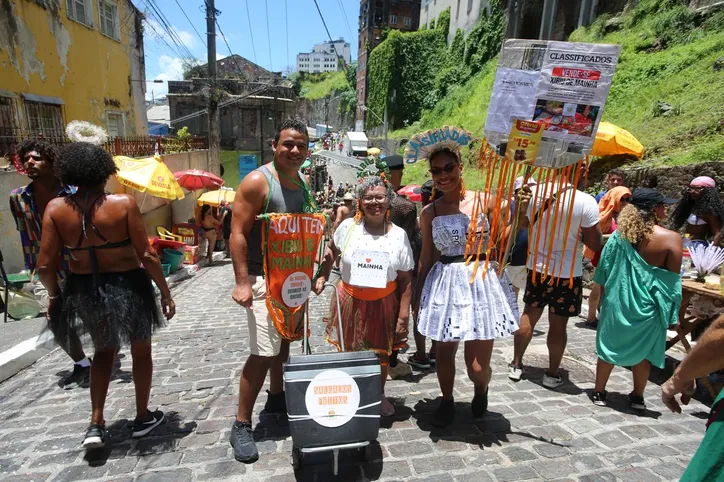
[0,262,711,482]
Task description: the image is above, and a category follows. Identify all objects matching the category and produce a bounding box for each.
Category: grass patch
[393,0,724,170]
[299,71,349,100]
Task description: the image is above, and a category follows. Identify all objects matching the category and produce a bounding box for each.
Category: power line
[170,83,273,125]
[243,0,258,65]
[312,0,354,91]
[146,0,196,59]
[215,19,248,79]
[285,0,289,72]
[173,0,207,47]
[336,0,354,42]
[264,0,273,71]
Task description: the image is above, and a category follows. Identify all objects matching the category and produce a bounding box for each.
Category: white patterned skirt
[418,261,520,342]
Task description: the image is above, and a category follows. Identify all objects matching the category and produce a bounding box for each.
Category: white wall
[420,0,490,44]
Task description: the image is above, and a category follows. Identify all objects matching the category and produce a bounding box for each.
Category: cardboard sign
[349,249,390,288]
[262,213,326,341]
[305,370,361,428]
[505,119,544,165]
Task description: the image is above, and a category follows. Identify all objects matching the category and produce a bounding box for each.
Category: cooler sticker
[305,370,361,428]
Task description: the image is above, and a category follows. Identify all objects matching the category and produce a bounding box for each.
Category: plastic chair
[157,226,183,242]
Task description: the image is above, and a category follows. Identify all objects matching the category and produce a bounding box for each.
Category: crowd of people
[7,119,724,478]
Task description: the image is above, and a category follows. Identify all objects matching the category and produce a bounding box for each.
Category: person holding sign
[229,118,316,464]
[416,147,520,428]
[314,175,414,417]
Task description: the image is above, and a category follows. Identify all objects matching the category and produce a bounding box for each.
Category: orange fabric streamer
[540,168,560,283]
[342,280,398,301]
[566,163,584,287]
[530,168,552,285]
[548,164,574,282]
[261,212,327,341]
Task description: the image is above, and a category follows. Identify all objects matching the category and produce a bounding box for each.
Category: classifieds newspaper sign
[484,40,621,167]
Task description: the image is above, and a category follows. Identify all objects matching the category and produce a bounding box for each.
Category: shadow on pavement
[516,365,586,396]
[291,440,383,481]
[581,388,663,419]
[83,411,196,466]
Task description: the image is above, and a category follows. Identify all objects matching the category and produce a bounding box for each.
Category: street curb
[0,252,226,384]
[0,331,56,383]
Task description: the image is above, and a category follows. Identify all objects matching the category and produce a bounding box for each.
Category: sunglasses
[428,163,458,176]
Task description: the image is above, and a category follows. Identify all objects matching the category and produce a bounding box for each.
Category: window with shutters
[25,102,64,137]
[106,112,124,138]
[99,0,120,40]
[389,14,397,24]
[403,16,411,26]
[66,0,92,27]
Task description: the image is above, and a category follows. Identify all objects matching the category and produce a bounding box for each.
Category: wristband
[48,294,61,300]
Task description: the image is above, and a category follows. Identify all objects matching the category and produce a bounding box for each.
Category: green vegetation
[298,70,350,100]
[399,0,724,187]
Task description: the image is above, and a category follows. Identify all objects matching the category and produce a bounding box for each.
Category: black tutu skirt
[48,268,165,351]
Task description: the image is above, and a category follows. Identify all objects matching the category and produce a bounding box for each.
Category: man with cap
[669,176,724,247]
[591,187,681,411]
[333,192,356,232]
[504,176,538,297]
[385,154,418,378]
[414,180,436,207]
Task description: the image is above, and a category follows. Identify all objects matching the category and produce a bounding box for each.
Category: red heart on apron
[365,258,371,263]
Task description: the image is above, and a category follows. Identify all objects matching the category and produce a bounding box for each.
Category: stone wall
[0,150,209,274]
[296,91,355,133]
[588,160,724,198]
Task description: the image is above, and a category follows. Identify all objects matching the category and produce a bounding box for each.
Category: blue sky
[139,0,359,99]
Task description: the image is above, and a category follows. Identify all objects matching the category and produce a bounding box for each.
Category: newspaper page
[532,42,621,149]
[484,39,621,168]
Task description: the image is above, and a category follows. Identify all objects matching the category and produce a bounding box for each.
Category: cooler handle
[324,281,345,352]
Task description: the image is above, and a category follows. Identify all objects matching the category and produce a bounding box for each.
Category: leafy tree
[437,7,451,41]
[449,28,465,65]
[428,18,435,30]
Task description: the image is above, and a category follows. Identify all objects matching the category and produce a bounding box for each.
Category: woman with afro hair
[37,142,175,450]
[669,176,724,247]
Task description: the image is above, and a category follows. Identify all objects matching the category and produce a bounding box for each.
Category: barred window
[99,0,120,40]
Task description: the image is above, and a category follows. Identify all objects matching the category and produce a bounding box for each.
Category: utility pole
[206,0,220,175]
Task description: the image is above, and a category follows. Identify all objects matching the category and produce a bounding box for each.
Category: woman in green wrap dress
[591,188,681,411]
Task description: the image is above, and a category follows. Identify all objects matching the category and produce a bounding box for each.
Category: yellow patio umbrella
[367,147,381,156]
[591,121,645,159]
[113,155,185,200]
[197,188,236,207]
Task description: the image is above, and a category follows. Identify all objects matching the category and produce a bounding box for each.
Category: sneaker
[508,363,523,381]
[432,398,456,428]
[387,362,412,380]
[628,393,646,411]
[542,371,564,389]
[131,410,165,438]
[263,390,287,414]
[428,351,436,366]
[591,390,608,406]
[407,353,431,370]
[381,397,395,417]
[471,386,489,418]
[230,420,259,463]
[63,362,91,390]
[82,424,106,449]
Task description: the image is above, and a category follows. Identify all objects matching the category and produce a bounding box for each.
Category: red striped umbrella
[173,169,224,191]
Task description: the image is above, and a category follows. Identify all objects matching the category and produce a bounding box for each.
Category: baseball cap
[384,155,404,171]
[629,188,677,209]
[414,180,435,196]
[514,176,537,191]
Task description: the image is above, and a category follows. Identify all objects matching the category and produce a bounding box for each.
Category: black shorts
[523,269,583,317]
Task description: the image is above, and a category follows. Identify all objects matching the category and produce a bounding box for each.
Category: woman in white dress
[416,148,519,427]
[315,176,414,417]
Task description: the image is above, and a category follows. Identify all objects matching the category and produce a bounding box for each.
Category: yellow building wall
[0,0,146,134]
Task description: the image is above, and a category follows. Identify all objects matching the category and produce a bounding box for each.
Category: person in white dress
[315,176,414,417]
[416,148,519,427]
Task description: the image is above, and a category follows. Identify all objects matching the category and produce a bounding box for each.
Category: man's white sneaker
[542,372,564,389]
[508,364,523,381]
